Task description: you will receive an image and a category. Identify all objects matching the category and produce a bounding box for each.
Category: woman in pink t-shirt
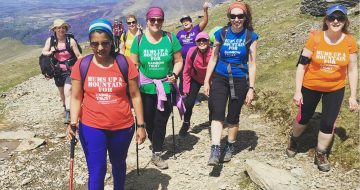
[66,19,146,190]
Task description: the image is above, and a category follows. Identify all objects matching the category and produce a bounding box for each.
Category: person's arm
[70,38,82,58]
[199,2,209,31]
[130,53,140,69]
[245,40,257,106]
[168,51,183,84]
[66,79,83,140]
[128,77,146,144]
[204,41,220,96]
[293,48,311,106]
[347,53,358,111]
[41,38,55,56]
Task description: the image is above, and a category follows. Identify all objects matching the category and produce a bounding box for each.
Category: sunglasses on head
[196,38,209,43]
[327,14,346,22]
[149,18,164,24]
[90,41,112,48]
[127,21,136,25]
[229,14,246,20]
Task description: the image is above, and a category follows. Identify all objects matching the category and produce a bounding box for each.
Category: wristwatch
[249,86,255,92]
[172,72,178,79]
[137,123,146,129]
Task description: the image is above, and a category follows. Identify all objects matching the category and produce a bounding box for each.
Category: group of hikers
[40,1,358,189]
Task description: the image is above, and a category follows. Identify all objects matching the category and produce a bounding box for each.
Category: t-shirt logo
[223,38,245,57]
[143,49,170,70]
[316,50,345,73]
[87,76,124,104]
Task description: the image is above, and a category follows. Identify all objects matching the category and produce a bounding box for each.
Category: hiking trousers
[141,93,172,153]
[296,86,344,134]
[79,123,134,190]
[184,78,202,122]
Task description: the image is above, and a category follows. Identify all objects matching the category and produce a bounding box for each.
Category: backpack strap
[219,26,229,46]
[244,29,253,55]
[137,33,143,47]
[115,54,129,84]
[79,54,94,88]
[50,35,58,51]
[123,30,128,44]
[165,31,173,43]
[190,48,199,75]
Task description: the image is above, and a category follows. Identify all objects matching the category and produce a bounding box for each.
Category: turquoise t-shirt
[130,31,182,94]
[214,27,258,78]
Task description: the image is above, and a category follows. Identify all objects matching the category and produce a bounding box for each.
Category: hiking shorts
[208,73,248,124]
[54,71,71,87]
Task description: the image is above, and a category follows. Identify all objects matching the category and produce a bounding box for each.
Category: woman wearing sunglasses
[180,32,212,137]
[203,2,258,165]
[66,19,146,189]
[130,7,183,170]
[120,14,143,57]
[287,4,358,172]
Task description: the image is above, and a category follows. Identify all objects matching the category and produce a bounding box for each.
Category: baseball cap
[326,4,348,16]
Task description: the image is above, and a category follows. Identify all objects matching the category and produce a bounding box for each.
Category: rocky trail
[0,75,359,190]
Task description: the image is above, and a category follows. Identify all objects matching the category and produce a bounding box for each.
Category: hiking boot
[64,109,70,125]
[151,152,168,170]
[208,145,221,166]
[223,142,235,162]
[286,134,298,158]
[314,149,331,172]
[179,122,190,137]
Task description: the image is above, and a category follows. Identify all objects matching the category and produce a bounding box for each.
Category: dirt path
[0,75,359,190]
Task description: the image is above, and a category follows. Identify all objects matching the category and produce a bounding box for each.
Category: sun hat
[88,19,113,40]
[326,4,348,16]
[195,32,209,41]
[50,19,70,31]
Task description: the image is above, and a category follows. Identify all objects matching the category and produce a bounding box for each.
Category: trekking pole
[69,125,77,190]
[170,88,177,160]
[134,115,140,176]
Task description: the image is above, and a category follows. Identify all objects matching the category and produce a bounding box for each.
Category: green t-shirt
[130,31,182,94]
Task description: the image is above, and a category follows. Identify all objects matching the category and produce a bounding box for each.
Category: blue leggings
[79,123,134,190]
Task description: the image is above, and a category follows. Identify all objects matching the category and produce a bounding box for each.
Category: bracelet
[249,87,255,92]
[172,72,178,79]
[137,123,146,128]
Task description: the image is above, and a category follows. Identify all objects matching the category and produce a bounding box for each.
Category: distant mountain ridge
[0,0,227,45]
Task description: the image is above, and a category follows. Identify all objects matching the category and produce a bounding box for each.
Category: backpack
[50,33,82,66]
[79,54,130,100]
[38,54,62,79]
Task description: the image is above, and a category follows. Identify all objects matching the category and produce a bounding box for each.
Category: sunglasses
[196,38,209,43]
[229,14,246,20]
[127,21,136,25]
[149,18,164,24]
[90,41,112,48]
[55,26,67,30]
[327,15,346,22]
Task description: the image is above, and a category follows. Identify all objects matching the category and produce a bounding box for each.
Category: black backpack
[50,33,82,66]
[38,54,61,79]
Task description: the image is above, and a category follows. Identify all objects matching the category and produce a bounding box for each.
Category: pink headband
[146,7,164,19]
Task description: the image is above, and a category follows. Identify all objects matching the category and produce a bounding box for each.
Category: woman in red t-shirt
[66,19,146,189]
[287,4,358,172]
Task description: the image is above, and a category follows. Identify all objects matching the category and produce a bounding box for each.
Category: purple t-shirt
[176,24,201,58]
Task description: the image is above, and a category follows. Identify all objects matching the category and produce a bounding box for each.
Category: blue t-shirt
[214,27,258,78]
[176,24,201,58]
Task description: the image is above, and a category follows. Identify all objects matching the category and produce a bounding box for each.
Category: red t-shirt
[71,57,138,130]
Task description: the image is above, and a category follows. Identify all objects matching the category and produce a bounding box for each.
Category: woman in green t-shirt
[130,7,183,170]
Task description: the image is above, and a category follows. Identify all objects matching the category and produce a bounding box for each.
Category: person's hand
[349,97,358,112]
[293,91,303,107]
[66,124,78,141]
[203,1,211,10]
[204,81,210,97]
[136,127,146,145]
[245,89,254,106]
[44,74,51,80]
[167,74,177,84]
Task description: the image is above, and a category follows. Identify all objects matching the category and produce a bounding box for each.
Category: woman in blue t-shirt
[203,2,259,165]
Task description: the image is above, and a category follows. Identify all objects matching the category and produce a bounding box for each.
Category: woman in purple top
[179,32,212,136]
[176,2,210,94]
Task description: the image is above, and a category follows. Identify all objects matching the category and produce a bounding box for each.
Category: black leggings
[297,87,344,134]
[141,93,172,153]
[184,78,203,122]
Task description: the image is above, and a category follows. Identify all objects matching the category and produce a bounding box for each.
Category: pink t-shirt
[182,46,212,94]
[71,57,138,130]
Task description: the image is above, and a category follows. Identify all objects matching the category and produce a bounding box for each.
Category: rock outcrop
[300,0,359,16]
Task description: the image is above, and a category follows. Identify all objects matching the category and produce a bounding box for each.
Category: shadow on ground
[125,168,171,190]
